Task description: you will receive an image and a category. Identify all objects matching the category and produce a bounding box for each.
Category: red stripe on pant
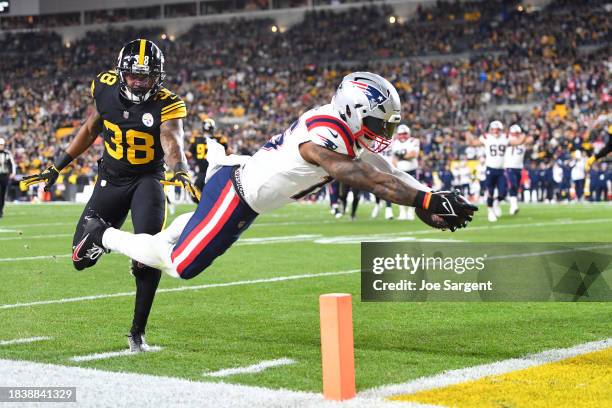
[175,194,240,276]
[171,180,233,262]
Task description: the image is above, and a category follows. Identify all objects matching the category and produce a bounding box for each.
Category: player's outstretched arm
[300,141,421,206]
[21,106,102,191]
[160,118,200,202]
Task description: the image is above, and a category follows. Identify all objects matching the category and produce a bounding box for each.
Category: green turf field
[0,201,610,393]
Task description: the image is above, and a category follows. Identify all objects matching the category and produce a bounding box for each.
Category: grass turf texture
[0,201,610,392]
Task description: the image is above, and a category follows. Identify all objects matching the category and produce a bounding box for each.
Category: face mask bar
[357,117,398,153]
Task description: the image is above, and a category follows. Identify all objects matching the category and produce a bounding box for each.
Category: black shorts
[72,162,166,270]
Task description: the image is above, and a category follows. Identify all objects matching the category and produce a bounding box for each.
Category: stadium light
[271,25,278,33]
[389,16,396,24]
[161,33,167,40]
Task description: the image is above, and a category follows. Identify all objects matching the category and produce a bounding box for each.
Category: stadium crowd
[0,0,609,202]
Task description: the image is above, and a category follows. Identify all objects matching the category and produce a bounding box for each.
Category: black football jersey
[91,70,187,176]
[189,135,228,169]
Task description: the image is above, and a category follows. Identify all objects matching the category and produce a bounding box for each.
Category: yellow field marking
[390,347,612,407]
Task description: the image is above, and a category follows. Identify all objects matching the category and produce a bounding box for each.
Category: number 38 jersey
[91,70,187,177]
[479,133,508,169]
[239,104,357,213]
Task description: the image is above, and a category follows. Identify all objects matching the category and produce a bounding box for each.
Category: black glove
[20,165,60,192]
[169,170,201,203]
[418,190,478,231]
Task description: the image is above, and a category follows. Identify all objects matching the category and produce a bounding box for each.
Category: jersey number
[99,72,117,86]
[196,144,207,160]
[104,120,155,165]
[510,146,524,155]
[489,144,506,156]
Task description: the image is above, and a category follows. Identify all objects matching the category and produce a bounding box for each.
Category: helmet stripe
[138,39,146,65]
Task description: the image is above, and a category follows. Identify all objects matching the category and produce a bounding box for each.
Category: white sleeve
[360,149,431,192]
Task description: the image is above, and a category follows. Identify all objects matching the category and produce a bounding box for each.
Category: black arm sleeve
[595,137,612,160]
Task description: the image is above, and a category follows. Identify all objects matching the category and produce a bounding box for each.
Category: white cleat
[488,208,498,222]
[508,197,519,215]
[493,203,502,218]
[371,205,380,218]
[385,207,394,220]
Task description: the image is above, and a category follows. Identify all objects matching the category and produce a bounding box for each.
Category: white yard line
[0,336,52,346]
[0,233,72,241]
[70,346,163,362]
[0,254,72,262]
[0,358,411,408]
[0,269,360,310]
[2,217,611,260]
[203,358,296,378]
[359,338,612,399]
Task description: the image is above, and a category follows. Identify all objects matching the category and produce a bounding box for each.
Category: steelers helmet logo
[142,113,154,127]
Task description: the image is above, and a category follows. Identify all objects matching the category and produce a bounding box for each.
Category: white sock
[102,212,194,278]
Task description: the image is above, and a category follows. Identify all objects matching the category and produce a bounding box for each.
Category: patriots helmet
[116,39,165,104]
[332,72,401,153]
[489,120,504,136]
[396,124,410,142]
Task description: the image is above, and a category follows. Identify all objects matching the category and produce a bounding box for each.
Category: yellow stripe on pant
[390,348,611,407]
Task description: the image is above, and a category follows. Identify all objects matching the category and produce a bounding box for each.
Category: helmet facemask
[356,115,400,153]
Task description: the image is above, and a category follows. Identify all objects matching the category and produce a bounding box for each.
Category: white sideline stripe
[0,269,360,310]
[359,338,612,399]
[203,358,296,378]
[70,346,163,362]
[173,187,237,266]
[0,359,410,408]
[0,336,52,346]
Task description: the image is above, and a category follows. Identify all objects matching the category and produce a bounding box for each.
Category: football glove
[163,171,201,203]
[20,165,60,192]
[425,190,478,231]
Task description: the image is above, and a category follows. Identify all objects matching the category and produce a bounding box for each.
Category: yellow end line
[390,344,612,408]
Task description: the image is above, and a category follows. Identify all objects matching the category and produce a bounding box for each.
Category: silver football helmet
[331,72,401,153]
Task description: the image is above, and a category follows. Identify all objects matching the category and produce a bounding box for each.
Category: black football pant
[0,174,8,216]
[72,173,166,335]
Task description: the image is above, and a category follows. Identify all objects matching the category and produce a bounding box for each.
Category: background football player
[74,72,477,284]
[22,39,198,352]
[391,125,419,220]
[189,118,228,192]
[504,124,529,215]
[466,121,524,222]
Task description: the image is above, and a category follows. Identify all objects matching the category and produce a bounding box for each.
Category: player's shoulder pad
[156,88,187,123]
[304,114,356,157]
[91,70,119,100]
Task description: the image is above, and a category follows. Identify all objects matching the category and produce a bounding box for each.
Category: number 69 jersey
[91,70,187,177]
[239,104,357,214]
[479,133,508,169]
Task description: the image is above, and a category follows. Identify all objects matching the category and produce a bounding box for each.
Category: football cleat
[72,215,111,270]
[487,207,498,222]
[127,332,151,353]
[385,206,394,220]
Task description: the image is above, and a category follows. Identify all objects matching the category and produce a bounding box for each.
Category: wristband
[56,151,74,171]
[414,190,432,210]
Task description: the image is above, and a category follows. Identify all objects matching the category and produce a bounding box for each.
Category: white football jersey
[392,137,419,172]
[504,142,526,169]
[480,133,508,169]
[571,157,586,180]
[239,104,357,213]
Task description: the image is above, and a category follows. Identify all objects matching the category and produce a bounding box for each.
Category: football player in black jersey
[22,39,198,352]
[189,118,229,191]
